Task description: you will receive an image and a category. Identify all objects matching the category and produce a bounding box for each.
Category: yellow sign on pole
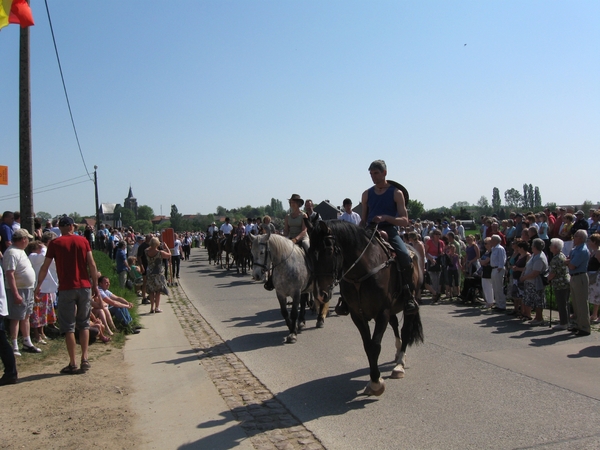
[0,166,7,185]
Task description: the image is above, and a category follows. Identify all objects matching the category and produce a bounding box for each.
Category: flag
[9,0,34,27]
[0,0,13,30]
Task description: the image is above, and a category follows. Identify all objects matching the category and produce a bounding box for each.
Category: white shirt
[0,265,8,316]
[220,223,233,235]
[490,243,507,270]
[171,239,182,256]
[2,246,36,289]
[339,211,361,226]
[29,247,59,293]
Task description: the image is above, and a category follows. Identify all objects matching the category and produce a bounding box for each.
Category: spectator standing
[304,200,321,230]
[27,234,59,344]
[115,241,130,288]
[479,237,494,309]
[145,237,171,314]
[35,216,100,374]
[0,211,15,253]
[567,230,591,336]
[456,220,466,241]
[137,235,151,304]
[548,238,570,329]
[425,230,445,303]
[171,234,182,279]
[0,263,18,385]
[490,234,507,311]
[2,229,40,356]
[520,238,548,325]
[572,210,589,237]
[339,198,361,225]
[586,234,600,323]
[182,233,192,260]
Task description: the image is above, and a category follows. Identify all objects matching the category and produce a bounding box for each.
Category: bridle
[253,237,296,275]
[316,224,391,292]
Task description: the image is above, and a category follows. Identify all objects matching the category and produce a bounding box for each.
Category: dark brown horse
[234,235,253,274]
[218,233,234,269]
[309,220,423,396]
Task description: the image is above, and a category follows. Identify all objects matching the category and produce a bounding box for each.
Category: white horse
[249,233,312,343]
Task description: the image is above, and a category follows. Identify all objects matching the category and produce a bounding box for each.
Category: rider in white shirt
[339,198,361,226]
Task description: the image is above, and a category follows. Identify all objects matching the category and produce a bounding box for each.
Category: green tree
[491,188,501,212]
[476,196,492,216]
[534,187,542,208]
[504,188,522,209]
[545,202,557,211]
[407,199,425,219]
[69,212,83,224]
[216,206,227,217]
[137,205,154,221]
[170,204,183,231]
[134,220,153,234]
[36,211,52,221]
[528,184,534,209]
[581,200,594,215]
[120,208,135,227]
[522,184,529,209]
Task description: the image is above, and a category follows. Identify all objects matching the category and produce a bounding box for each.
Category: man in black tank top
[359,160,418,315]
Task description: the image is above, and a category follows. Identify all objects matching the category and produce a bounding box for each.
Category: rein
[254,238,296,273]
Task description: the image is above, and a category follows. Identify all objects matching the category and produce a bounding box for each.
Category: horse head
[309,221,343,304]
[249,233,270,281]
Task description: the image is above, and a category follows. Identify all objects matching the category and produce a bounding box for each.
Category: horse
[234,235,253,274]
[249,232,314,343]
[309,220,424,396]
[218,233,234,269]
[205,234,219,265]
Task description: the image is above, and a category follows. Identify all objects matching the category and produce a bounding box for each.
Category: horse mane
[312,220,370,256]
[266,233,296,259]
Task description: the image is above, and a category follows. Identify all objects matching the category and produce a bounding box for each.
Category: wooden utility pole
[19,25,34,234]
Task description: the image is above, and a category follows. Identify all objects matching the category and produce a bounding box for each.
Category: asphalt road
[179,248,600,450]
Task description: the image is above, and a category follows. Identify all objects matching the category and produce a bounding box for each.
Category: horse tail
[403,311,424,346]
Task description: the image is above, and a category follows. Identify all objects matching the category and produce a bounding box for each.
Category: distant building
[99,203,117,225]
[314,200,338,220]
[124,186,138,218]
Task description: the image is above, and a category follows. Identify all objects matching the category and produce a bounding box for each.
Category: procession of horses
[202,219,424,397]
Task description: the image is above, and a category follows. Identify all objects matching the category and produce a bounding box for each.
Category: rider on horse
[360,159,419,315]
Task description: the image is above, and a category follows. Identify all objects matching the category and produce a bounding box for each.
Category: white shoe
[13,349,21,357]
[552,324,568,330]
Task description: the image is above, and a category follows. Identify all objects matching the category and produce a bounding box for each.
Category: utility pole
[19,25,34,234]
[94,165,100,249]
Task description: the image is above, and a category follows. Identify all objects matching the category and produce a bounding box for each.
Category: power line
[0,175,91,201]
[44,0,92,180]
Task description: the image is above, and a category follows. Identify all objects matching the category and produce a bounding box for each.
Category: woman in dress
[145,237,171,313]
[520,238,548,326]
[464,235,480,276]
[586,233,600,323]
[559,213,574,255]
[284,194,309,251]
[548,238,570,329]
[27,232,58,344]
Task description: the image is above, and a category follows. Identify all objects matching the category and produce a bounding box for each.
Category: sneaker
[553,324,568,330]
[13,349,21,357]
[529,320,544,326]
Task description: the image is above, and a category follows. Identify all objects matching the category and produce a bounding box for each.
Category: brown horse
[218,233,234,269]
[309,220,423,396]
[234,235,253,274]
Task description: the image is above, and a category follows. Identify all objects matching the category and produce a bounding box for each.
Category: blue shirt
[367,186,397,226]
[568,243,590,275]
[0,222,13,252]
[116,249,129,273]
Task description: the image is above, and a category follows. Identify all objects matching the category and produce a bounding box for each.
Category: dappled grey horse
[249,233,312,343]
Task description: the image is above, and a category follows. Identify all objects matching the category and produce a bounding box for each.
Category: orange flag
[9,0,34,27]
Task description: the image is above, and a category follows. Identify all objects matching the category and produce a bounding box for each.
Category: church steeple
[127,185,134,199]
[124,185,138,218]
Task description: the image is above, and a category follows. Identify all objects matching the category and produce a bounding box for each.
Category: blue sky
[1,1,598,218]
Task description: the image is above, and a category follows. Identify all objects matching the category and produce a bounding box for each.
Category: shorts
[6,288,34,320]
[57,288,92,333]
[447,270,459,287]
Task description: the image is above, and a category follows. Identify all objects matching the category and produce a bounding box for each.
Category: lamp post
[94,165,100,249]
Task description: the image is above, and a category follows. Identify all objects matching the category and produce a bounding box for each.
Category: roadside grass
[13,251,138,371]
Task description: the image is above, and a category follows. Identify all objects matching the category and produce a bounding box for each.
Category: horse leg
[390,314,405,379]
[316,299,329,328]
[351,310,389,396]
[297,293,307,331]
[278,293,296,343]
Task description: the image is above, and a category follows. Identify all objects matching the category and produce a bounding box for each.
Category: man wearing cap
[571,210,589,237]
[339,198,361,225]
[360,160,418,314]
[3,228,41,356]
[35,216,100,374]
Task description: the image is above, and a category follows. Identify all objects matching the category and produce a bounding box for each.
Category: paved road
[179,248,600,450]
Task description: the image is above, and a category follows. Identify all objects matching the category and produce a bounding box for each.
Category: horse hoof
[363,379,385,396]
[316,319,324,328]
[391,365,405,379]
[286,334,297,344]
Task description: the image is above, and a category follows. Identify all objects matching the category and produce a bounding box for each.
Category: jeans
[171,255,181,278]
[381,225,411,267]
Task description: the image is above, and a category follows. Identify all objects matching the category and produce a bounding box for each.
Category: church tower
[124,186,138,218]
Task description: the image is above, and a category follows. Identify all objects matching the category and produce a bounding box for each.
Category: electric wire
[44,0,93,180]
[0,175,91,201]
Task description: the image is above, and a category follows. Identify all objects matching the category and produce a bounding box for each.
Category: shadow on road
[567,345,600,358]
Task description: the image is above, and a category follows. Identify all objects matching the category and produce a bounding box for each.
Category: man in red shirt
[35,216,100,375]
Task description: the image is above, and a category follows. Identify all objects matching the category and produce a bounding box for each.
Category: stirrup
[335,298,349,316]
